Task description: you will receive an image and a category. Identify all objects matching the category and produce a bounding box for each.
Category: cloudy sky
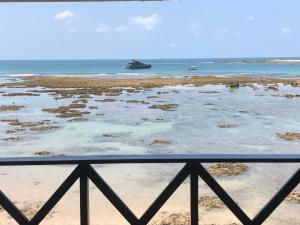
[0,0,299,59]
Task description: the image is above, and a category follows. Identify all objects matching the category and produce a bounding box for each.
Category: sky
[0,0,299,59]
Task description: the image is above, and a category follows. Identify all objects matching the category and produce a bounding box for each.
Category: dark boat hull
[126,64,152,69]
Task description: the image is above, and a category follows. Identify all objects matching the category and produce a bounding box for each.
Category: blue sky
[0,0,299,59]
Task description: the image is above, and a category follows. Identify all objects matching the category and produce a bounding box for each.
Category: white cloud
[169,43,176,48]
[53,10,75,21]
[115,25,128,32]
[96,22,111,33]
[218,28,228,34]
[247,16,255,22]
[68,27,78,33]
[186,22,203,37]
[213,28,228,39]
[281,27,292,35]
[128,14,160,31]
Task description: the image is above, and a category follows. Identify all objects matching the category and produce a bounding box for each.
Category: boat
[126,59,152,69]
[188,65,198,70]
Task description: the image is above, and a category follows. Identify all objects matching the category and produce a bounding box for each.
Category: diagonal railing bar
[0,191,30,225]
[140,163,190,224]
[29,165,81,225]
[197,163,252,225]
[251,168,300,225]
[87,164,141,225]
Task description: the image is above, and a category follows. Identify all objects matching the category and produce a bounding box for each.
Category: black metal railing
[0,154,300,225]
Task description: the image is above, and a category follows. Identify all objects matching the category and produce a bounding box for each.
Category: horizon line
[1,56,300,61]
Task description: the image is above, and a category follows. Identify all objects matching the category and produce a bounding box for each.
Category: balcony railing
[0,154,300,225]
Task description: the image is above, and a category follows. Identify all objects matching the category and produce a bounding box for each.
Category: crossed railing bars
[0,154,300,225]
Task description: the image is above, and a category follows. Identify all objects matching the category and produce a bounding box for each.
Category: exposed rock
[89,106,98,109]
[238,110,248,113]
[199,91,221,94]
[151,212,190,225]
[69,103,86,109]
[4,119,45,127]
[34,150,51,156]
[3,75,300,92]
[96,98,117,103]
[282,93,300,98]
[287,191,300,203]
[277,132,300,141]
[218,124,237,128]
[267,85,279,91]
[72,99,88,104]
[79,94,92,99]
[0,105,25,111]
[147,96,159,99]
[68,118,88,122]
[199,196,224,209]
[149,104,178,111]
[57,110,83,118]
[157,91,169,94]
[291,80,300,87]
[43,106,67,114]
[151,140,172,145]
[228,81,240,89]
[0,137,21,142]
[6,128,26,133]
[43,106,83,118]
[206,163,248,177]
[102,133,118,138]
[126,100,149,104]
[29,125,60,132]
[3,93,40,97]
[105,91,122,96]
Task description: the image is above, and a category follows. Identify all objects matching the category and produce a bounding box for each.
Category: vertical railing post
[190,162,199,225]
[80,163,90,225]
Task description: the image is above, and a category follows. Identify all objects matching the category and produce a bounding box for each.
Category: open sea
[0,57,300,77]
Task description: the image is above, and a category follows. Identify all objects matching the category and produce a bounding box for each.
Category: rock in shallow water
[0,105,25,111]
[287,191,300,203]
[277,132,300,141]
[206,163,248,177]
[199,196,225,209]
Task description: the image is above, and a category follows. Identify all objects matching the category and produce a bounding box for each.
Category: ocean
[0,58,300,77]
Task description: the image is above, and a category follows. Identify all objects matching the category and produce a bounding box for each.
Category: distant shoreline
[219,59,300,64]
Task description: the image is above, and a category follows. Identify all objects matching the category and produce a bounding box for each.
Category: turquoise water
[0,58,300,77]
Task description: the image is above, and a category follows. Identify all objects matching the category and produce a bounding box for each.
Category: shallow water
[0,77,300,224]
[1,81,300,156]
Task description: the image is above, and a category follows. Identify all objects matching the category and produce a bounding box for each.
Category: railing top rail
[1,154,300,166]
